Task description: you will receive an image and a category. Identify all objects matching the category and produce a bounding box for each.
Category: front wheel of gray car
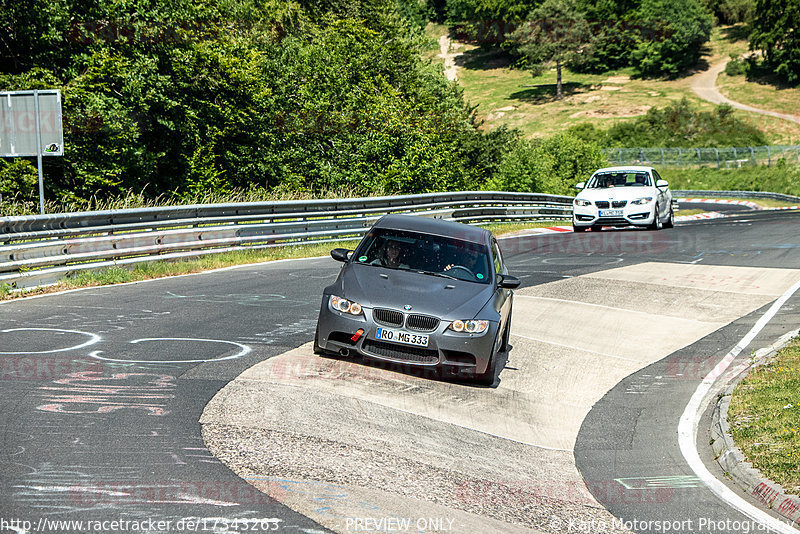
[313,326,326,355]
[473,333,501,386]
[500,318,511,353]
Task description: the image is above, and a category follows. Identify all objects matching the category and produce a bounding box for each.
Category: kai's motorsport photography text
[560,516,798,533]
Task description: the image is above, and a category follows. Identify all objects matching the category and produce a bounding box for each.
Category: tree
[506,0,593,99]
[631,0,713,77]
[750,0,800,84]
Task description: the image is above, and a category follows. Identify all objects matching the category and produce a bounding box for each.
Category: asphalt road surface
[1,208,799,534]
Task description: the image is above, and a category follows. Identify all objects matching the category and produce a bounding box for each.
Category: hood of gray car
[337,264,494,319]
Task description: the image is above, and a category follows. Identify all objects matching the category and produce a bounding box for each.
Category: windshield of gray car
[588,172,651,188]
[353,229,491,284]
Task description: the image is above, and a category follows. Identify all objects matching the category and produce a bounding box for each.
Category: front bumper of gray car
[316,296,498,377]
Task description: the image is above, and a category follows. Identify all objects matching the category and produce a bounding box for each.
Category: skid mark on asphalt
[201,262,800,534]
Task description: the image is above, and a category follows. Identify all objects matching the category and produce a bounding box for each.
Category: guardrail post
[767,145,771,166]
[660,148,665,166]
[678,147,682,166]
[750,146,755,164]
[618,148,622,165]
[715,148,719,169]
[697,148,701,167]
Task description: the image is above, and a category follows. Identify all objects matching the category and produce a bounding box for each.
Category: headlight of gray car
[448,320,489,334]
[630,197,653,205]
[574,199,592,206]
[329,295,363,316]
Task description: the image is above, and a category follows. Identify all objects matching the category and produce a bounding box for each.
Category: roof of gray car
[373,214,490,244]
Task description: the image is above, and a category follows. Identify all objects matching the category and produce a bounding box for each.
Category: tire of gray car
[313,326,326,356]
[473,332,500,386]
[500,317,511,353]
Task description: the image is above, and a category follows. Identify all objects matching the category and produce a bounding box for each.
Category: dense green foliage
[442,0,537,42]
[0,0,779,211]
[484,132,607,194]
[2,0,549,204]
[568,99,767,148]
[702,0,755,24]
[630,0,713,77]
[750,0,800,85]
[446,0,714,77]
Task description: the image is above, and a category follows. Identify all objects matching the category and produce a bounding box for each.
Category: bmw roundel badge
[404,305,412,310]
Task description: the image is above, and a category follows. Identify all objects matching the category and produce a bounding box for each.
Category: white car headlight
[448,319,488,333]
[330,295,363,316]
[574,199,592,207]
[631,197,653,205]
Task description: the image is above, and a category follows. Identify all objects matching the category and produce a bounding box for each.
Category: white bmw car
[572,166,675,232]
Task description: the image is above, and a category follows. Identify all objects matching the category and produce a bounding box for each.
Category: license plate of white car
[375,327,429,347]
[599,209,623,217]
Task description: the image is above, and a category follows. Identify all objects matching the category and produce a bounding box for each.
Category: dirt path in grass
[691,57,800,124]
[438,35,459,81]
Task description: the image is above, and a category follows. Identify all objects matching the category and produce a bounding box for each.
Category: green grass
[443,26,800,144]
[729,336,800,494]
[0,220,571,301]
[663,165,800,197]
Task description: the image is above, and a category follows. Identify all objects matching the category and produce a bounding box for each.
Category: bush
[725,56,747,76]
[573,98,768,148]
[486,133,607,194]
[631,0,713,77]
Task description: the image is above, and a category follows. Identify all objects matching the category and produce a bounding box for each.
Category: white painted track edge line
[678,277,800,534]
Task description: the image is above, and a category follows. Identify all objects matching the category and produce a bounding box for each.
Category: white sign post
[0,89,64,214]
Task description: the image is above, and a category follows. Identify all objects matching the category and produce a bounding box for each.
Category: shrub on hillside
[569,99,768,148]
[485,133,607,194]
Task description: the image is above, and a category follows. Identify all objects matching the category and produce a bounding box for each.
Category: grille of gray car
[596,201,610,209]
[612,200,627,208]
[363,339,439,363]
[373,308,404,327]
[406,314,439,332]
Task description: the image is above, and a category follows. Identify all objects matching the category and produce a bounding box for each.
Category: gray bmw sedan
[314,214,519,385]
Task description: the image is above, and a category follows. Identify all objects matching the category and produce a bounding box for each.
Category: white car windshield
[588,172,651,188]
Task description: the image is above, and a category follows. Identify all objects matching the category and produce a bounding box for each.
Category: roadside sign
[0,90,63,157]
[0,89,64,214]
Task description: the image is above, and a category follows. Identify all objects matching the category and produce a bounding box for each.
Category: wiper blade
[416,270,458,280]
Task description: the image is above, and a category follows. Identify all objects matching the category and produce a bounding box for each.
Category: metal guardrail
[604,145,800,168]
[0,191,574,291]
[673,190,800,203]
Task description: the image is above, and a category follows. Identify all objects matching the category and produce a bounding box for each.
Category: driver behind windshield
[443,245,488,281]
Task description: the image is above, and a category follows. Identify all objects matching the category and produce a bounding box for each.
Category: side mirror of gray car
[498,274,521,289]
[330,248,351,262]
[656,179,669,188]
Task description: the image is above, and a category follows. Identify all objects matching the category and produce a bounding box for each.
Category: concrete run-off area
[201,262,800,533]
